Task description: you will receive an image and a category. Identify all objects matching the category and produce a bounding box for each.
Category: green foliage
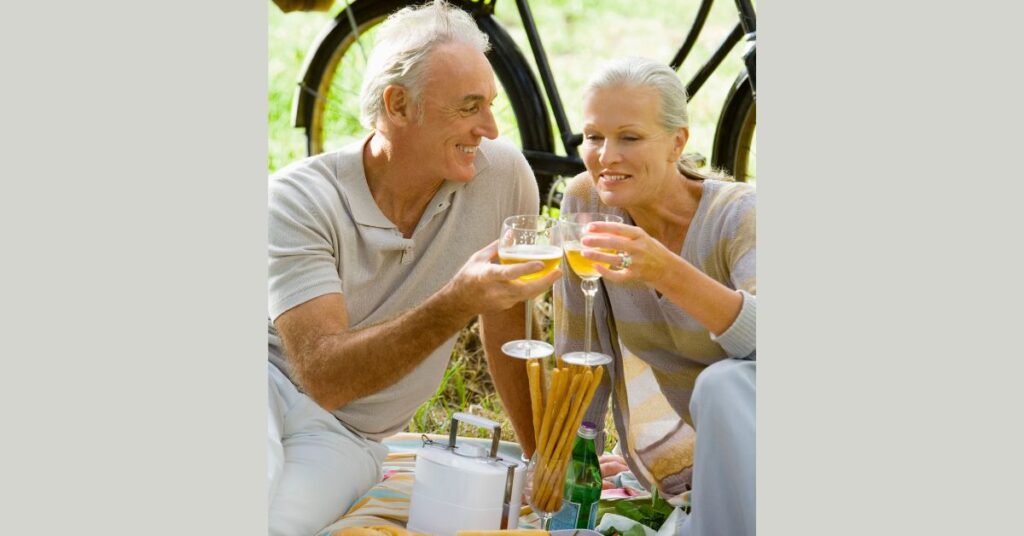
[597,491,676,533]
[601,525,647,536]
[269,0,746,172]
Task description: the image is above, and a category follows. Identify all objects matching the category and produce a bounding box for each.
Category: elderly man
[267,1,558,535]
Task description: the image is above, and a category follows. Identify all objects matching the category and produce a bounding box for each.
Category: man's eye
[584,134,603,141]
[622,136,639,142]
[462,105,480,114]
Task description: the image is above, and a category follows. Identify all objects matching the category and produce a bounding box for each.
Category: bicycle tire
[711,71,756,183]
[293,0,559,199]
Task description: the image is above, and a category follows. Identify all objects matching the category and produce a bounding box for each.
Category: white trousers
[268,363,388,536]
[679,358,756,536]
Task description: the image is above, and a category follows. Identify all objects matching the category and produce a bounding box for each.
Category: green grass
[268,0,750,447]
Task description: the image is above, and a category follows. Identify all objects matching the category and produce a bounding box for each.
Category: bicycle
[288,0,756,209]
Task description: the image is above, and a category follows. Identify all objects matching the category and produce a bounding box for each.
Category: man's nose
[473,105,499,140]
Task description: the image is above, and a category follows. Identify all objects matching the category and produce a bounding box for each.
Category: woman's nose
[598,141,619,166]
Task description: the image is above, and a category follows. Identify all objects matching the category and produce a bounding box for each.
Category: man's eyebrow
[460,91,499,104]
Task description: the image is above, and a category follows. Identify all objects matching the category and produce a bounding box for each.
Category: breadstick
[531,368,566,508]
[532,367,570,508]
[536,368,564,457]
[527,360,543,445]
[539,367,605,512]
[541,370,583,461]
[534,368,587,509]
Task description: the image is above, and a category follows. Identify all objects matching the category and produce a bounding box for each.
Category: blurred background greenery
[267,0,749,446]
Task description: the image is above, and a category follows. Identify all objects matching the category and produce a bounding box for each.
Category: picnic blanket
[315,433,673,536]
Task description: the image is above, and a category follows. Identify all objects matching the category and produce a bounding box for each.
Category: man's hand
[446,240,562,317]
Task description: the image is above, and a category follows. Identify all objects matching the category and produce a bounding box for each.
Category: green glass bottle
[549,421,603,530]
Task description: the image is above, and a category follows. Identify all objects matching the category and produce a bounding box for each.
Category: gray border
[763,1,1024,534]
[6,0,1024,533]
[1,1,267,533]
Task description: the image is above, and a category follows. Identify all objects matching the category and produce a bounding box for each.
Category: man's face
[404,42,499,183]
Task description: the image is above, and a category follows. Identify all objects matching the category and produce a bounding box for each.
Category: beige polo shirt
[268,136,538,441]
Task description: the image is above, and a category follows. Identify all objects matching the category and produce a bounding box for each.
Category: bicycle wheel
[711,71,756,183]
[293,0,557,194]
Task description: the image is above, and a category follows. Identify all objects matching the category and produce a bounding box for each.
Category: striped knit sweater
[553,173,756,496]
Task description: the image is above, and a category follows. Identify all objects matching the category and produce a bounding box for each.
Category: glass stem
[524,296,534,356]
[581,278,598,355]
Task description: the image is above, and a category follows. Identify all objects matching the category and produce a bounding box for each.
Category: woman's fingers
[581,233,632,252]
[585,221,643,238]
[581,247,621,267]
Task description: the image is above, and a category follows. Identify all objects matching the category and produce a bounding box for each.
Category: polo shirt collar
[334,133,491,229]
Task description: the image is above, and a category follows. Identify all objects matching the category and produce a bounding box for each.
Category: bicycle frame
[505,0,757,180]
[294,0,756,184]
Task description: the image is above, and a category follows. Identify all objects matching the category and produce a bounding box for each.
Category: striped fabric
[554,174,756,498]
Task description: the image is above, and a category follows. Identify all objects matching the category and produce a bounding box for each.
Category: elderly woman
[555,57,755,536]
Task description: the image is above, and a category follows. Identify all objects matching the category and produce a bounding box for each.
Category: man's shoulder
[479,136,524,160]
[477,137,530,176]
[562,172,597,210]
[269,145,364,204]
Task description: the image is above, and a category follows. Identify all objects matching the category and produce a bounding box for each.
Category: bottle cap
[578,421,597,439]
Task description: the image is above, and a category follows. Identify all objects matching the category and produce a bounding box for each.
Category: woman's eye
[584,134,603,141]
[622,136,639,142]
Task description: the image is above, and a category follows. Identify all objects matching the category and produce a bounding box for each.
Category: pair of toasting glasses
[498,213,623,367]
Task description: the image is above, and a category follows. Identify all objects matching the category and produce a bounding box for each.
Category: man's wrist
[435,280,476,323]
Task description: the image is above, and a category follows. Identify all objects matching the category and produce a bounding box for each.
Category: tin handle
[449,412,501,458]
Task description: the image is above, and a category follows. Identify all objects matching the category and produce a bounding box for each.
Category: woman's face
[580,85,687,208]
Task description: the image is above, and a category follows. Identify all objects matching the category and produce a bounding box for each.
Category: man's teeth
[458,145,478,154]
[603,174,628,182]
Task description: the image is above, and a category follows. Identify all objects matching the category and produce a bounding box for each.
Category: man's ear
[382,85,413,126]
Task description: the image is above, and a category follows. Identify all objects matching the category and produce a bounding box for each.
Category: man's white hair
[360,0,491,129]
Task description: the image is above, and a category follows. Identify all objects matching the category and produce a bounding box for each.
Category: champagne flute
[559,212,624,367]
[523,448,563,530]
[498,214,561,359]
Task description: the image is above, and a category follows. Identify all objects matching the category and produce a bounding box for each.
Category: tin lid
[417,443,519,476]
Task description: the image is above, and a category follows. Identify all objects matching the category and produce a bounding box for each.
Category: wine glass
[559,212,624,366]
[523,449,564,530]
[498,214,562,359]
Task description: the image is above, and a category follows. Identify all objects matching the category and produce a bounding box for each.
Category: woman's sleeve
[709,190,756,358]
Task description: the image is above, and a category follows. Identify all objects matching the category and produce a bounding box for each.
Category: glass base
[561,351,612,366]
[501,339,554,359]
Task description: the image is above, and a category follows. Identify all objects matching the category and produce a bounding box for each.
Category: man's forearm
[480,303,537,457]
[297,284,477,410]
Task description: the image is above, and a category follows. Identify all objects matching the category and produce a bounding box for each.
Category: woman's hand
[599,453,630,489]
[580,221,680,288]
